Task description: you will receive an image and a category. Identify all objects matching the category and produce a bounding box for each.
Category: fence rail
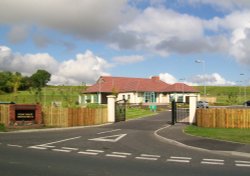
[196,108,250,128]
[0,105,108,128]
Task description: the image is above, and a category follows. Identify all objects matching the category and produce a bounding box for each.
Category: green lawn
[126,107,157,120]
[184,125,250,144]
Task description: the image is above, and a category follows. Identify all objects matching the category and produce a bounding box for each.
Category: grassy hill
[0,85,249,106]
[0,86,84,107]
[195,86,250,105]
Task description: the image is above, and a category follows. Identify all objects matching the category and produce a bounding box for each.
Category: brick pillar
[35,104,42,124]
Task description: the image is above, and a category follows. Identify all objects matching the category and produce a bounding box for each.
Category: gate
[171,100,189,125]
[115,99,126,122]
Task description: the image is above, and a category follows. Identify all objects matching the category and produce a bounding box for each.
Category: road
[0,111,250,176]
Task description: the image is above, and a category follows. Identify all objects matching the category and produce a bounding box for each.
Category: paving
[157,122,250,157]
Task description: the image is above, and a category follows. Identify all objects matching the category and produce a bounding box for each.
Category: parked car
[197,101,209,108]
[243,100,250,106]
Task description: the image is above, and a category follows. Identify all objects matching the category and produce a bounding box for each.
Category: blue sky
[1,0,250,86]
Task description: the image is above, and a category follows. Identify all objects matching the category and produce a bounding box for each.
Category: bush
[0,123,6,132]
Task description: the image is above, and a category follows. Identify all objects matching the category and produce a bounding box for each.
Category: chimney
[151,76,160,81]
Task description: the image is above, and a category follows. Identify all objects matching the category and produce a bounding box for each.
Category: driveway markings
[7,144,23,148]
[135,154,161,161]
[201,158,224,165]
[52,149,72,153]
[89,134,127,142]
[167,156,192,163]
[38,136,82,146]
[97,129,121,134]
[235,160,250,167]
[61,147,79,151]
[78,149,104,156]
[106,152,132,158]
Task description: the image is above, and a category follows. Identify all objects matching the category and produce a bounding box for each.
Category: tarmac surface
[156,122,250,158]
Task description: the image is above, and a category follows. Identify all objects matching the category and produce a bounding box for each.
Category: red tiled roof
[84,76,198,93]
[163,83,198,93]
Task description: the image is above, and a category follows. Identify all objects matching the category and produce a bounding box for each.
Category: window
[144,92,156,103]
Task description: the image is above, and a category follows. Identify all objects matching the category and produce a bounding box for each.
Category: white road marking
[167,156,192,163]
[97,129,121,134]
[7,144,23,148]
[235,160,250,167]
[135,154,160,161]
[89,134,127,142]
[28,146,48,150]
[78,151,99,155]
[52,149,71,153]
[41,145,55,148]
[201,158,224,165]
[170,156,192,160]
[38,136,81,146]
[106,154,127,158]
[141,154,160,158]
[112,152,132,156]
[135,157,158,161]
[61,147,79,151]
[86,149,104,153]
[105,152,132,158]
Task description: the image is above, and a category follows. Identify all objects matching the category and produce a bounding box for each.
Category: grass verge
[126,108,157,120]
[0,123,7,132]
[184,125,250,144]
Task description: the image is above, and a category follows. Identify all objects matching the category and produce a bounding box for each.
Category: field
[0,86,83,107]
[0,85,250,106]
[195,86,250,105]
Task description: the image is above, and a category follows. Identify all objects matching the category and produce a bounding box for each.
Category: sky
[1,0,250,86]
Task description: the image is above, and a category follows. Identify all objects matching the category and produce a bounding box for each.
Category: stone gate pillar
[107,95,116,123]
[189,96,197,124]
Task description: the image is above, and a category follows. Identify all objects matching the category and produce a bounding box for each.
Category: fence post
[189,96,197,124]
[107,95,116,123]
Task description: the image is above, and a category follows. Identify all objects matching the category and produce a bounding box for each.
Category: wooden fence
[0,105,9,125]
[196,108,250,128]
[43,107,108,127]
[0,105,108,128]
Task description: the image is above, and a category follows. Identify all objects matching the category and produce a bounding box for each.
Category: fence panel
[196,108,250,129]
[0,105,9,125]
[43,106,108,127]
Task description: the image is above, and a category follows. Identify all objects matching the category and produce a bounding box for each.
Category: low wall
[196,108,250,128]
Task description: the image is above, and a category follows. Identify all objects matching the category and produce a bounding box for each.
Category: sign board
[15,110,35,120]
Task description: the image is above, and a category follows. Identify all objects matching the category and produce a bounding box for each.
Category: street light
[195,59,206,98]
[240,73,247,103]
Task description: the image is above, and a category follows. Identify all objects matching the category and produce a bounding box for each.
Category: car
[243,100,250,106]
[197,101,209,108]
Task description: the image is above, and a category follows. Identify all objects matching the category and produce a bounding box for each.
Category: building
[79,76,199,104]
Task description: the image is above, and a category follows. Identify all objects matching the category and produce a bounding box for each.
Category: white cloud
[159,73,177,84]
[0,46,59,74]
[112,55,144,64]
[191,73,235,86]
[0,46,111,85]
[0,0,131,40]
[113,7,227,56]
[54,50,111,85]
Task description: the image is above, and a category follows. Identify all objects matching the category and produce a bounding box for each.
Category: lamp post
[195,59,206,98]
[240,73,247,103]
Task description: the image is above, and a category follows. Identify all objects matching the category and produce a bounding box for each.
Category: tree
[30,70,51,90]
